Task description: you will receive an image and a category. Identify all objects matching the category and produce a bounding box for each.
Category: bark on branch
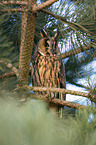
[0,60,19,78]
[41,9,96,38]
[14,86,85,109]
[0,66,32,79]
[61,44,92,59]
[29,93,85,109]
[33,0,59,12]
[0,8,29,13]
[0,0,59,13]
[25,86,95,100]
[18,0,36,85]
[0,71,15,79]
[41,9,66,21]
[45,98,85,109]
[0,1,28,5]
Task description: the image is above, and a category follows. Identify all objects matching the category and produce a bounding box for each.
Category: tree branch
[61,44,92,59]
[0,71,15,79]
[41,9,66,21]
[33,0,59,12]
[0,44,92,81]
[1,1,95,37]
[25,86,95,100]
[0,0,59,13]
[45,98,85,109]
[0,8,29,13]
[29,93,85,109]
[0,66,32,79]
[0,60,19,78]
[41,9,94,35]
[14,86,85,109]
[0,1,28,5]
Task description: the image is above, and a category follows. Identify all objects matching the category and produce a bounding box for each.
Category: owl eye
[44,42,49,47]
[44,39,49,47]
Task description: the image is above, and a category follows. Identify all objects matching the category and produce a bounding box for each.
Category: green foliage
[55,0,96,87]
[0,17,19,89]
[65,49,95,84]
[0,13,19,89]
[0,91,59,145]
[0,18,19,72]
[0,0,96,90]
[0,29,14,59]
[0,91,96,145]
[35,0,96,88]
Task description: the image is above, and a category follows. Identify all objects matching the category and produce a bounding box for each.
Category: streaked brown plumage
[31,29,66,100]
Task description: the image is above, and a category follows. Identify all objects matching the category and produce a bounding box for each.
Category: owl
[31,29,66,101]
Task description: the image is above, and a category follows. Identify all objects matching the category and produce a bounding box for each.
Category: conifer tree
[0,0,95,105]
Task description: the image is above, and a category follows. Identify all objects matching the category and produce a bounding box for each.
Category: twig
[41,9,66,21]
[0,71,15,79]
[0,60,19,78]
[61,44,92,59]
[0,8,29,13]
[0,66,32,79]
[41,9,94,35]
[33,0,59,12]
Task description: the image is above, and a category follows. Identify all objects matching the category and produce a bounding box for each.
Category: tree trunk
[19,0,36,85]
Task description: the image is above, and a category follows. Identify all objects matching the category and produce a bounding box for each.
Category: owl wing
[59,57,66,100]
[59,59,66,89]
[31,45,41,87]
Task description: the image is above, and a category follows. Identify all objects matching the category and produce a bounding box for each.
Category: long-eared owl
[31,29,66,100]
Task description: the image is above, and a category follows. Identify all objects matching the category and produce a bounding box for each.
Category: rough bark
[19,0,36,85]
[25,86,95,100]
[0,8,29,13]
[33,0,59,12]
[28,93,85,109]
[1,1,28,5]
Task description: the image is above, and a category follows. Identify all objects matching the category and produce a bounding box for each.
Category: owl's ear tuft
[40,29,48,38]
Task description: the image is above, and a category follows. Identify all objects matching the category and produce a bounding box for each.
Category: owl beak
[45,47,51,55]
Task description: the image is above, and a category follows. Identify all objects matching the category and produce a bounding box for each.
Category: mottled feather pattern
[31,29,66,99]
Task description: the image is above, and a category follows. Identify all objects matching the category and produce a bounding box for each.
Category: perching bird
[31,29,66,101]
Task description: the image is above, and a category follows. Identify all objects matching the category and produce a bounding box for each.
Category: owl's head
[37,29,60,56]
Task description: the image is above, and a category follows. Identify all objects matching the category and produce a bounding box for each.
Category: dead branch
[0,60,19,78]
[33,0,59,12]
[0,71,15,79]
